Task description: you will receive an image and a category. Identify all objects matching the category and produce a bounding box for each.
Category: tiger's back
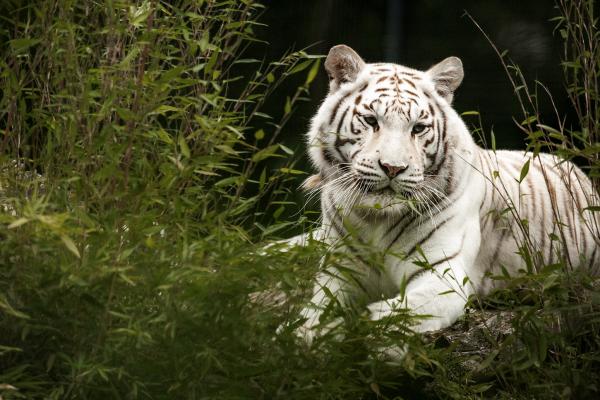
[477,150,600,289]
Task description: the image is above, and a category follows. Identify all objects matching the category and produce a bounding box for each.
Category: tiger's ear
[324,45,365,91]
[427,57,464,104]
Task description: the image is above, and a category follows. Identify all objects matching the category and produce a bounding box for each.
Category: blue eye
[363,115,378,127]
[412,123,427,134]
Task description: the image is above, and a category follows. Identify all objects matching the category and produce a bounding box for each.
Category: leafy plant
[0,0,598,399]
[0,0,324,398]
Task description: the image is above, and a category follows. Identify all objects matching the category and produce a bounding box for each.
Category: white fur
[293,52,600,350]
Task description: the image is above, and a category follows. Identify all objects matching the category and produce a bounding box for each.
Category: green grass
[0,0,599,399]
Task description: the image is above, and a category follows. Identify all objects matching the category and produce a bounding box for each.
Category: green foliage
[0,0,599,399]
[0,0,329,398]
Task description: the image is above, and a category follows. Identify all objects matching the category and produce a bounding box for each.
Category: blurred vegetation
[0,0,598,399]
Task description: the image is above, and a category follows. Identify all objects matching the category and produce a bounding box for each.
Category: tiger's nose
[379,161,408,178]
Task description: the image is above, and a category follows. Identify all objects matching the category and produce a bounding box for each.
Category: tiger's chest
[331,192,483,286]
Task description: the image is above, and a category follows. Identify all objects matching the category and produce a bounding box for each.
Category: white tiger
[291,44,600,345]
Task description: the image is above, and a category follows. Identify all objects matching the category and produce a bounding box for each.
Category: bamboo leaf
[0,294,30,319]
[519,159,530,183]
[520,115,537,125]
[252,144,280,162]
[280,168,307,175]
[9,38,40,54]
[8,218,29,229]
[288,59,312,75]
[284,96,291,115]
[305,59,321,85]
[279,144,294,155]
[61,235,81,258]
[179,135,191,158]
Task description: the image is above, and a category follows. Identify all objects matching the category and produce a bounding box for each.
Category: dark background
[257,0,568,157]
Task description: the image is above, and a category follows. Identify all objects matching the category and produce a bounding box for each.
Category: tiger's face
[307,45,464,213]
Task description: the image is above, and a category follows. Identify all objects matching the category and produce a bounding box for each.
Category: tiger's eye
[412,123,426,135]
[364,115,378,127]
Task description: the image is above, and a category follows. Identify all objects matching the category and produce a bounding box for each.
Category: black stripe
[426,95,446,174]
[491,227,509,266]
[573,186,587,259]
[350,119,357,135]
[325,208,346,238]
[336,107,349,134]
[322,148,337,165]
[355,169,379,177]
[405,79,417,90]
[546,175,568,265]
[401,72,419,79]
[332,106,351,163]
[428,103,435,116]
[444,151,455,195]
[423,134,435,148]
[590,246,598,273]
[406,232,466,285]
[386,213,418,251]
[525,176,537,249]
[538,174,547,263]
[329,90,353,124]
[406,99,414,117]
[429,139,448,177]
[405,217,452,257]
[357,117,367,129]
[383,210,413,239]
[403,97,419,107]
[326,193,372,266]
[440,110,447,142]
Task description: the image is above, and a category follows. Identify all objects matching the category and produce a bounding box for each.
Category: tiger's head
[306,44,470,214]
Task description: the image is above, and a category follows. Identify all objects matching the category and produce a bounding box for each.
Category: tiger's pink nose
[379,161,408,178]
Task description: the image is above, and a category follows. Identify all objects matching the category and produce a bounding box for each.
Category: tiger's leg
[296,265,361,344]
[368,260,474,332]
[366,258,474,360]
[367,218,481,358]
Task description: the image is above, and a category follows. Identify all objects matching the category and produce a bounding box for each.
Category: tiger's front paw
[277,316,344,346]
[367,299,398,321]
[367,299,447,333]
[371,341,409,363]
[276,318,319,346]
[295,323,318,346]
